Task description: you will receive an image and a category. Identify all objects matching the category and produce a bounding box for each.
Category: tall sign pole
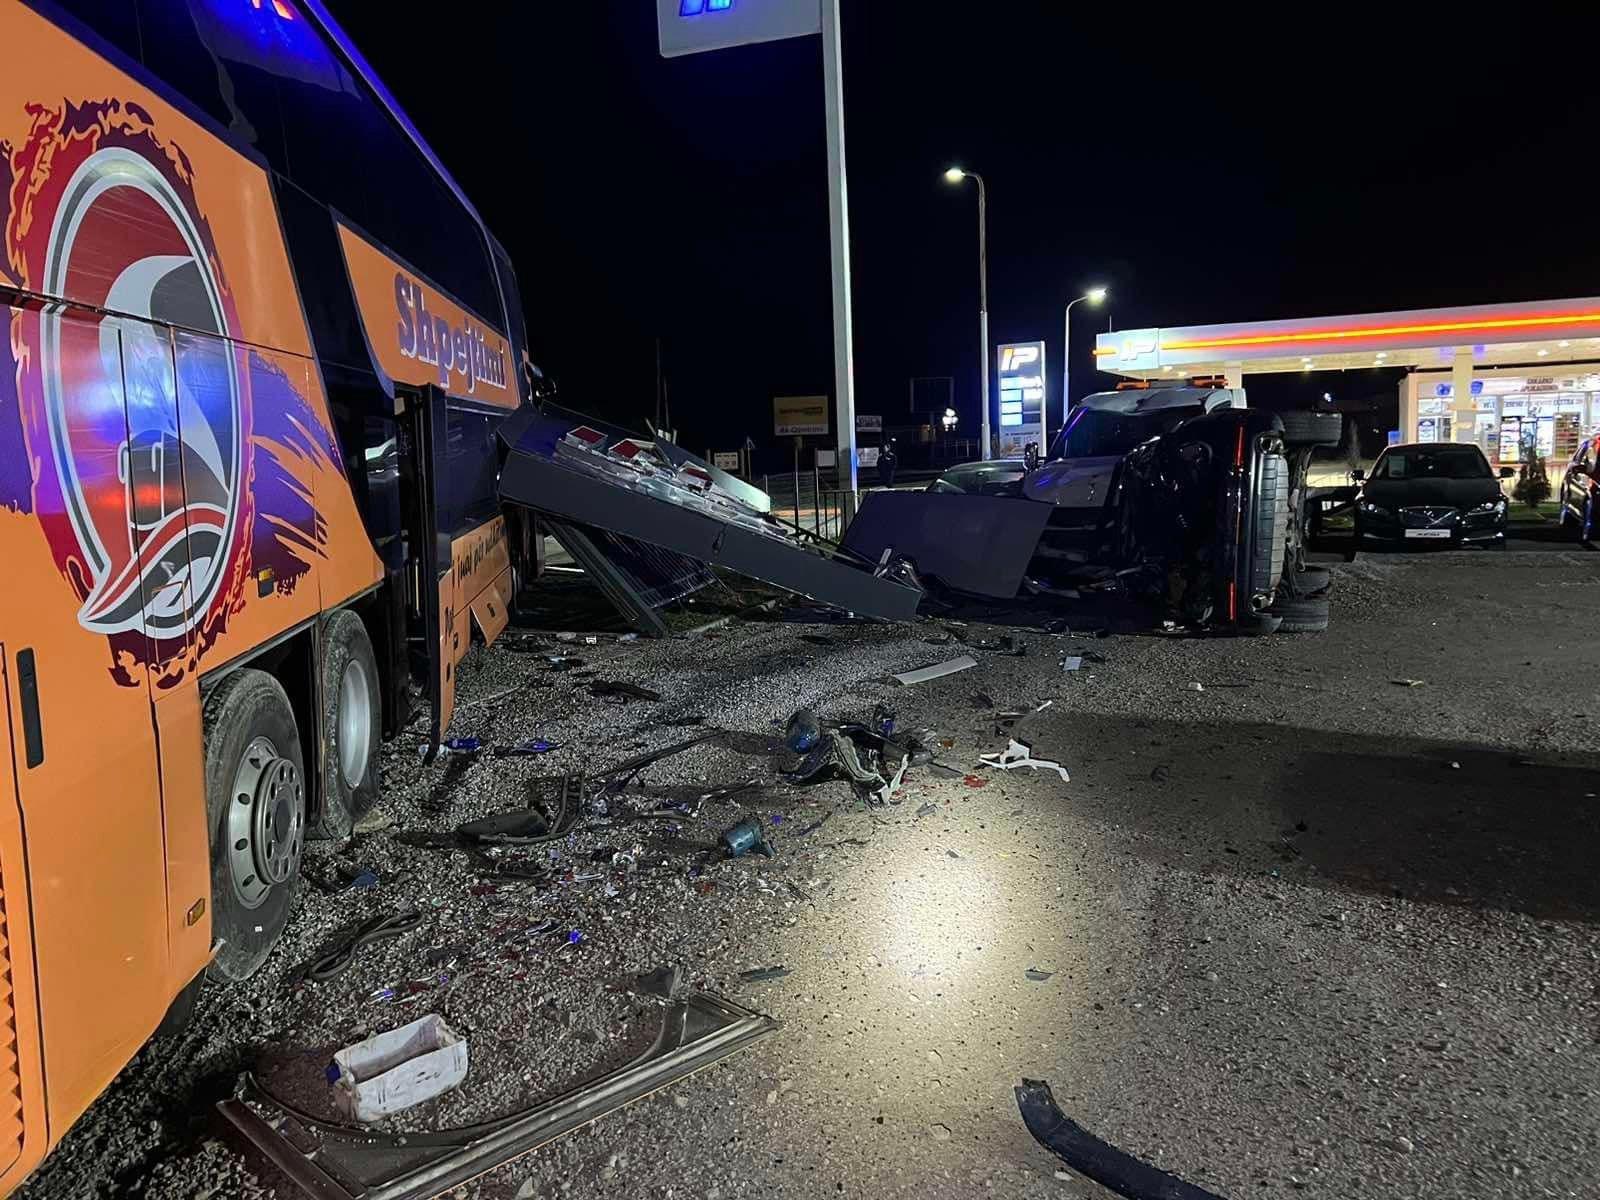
[658,0,854,507]
[820,0,858,507]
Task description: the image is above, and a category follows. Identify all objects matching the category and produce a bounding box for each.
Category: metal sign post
[657,0,853,509]
[820,0,857,510]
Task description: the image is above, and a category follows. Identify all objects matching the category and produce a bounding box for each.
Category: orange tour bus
[0,0,534,1186]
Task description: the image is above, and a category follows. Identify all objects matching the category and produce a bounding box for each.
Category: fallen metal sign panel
[500,418,920,622]
[219,991,777,1200]
[840,491,1052,600]
[1015,1078,1229,1200]
[543,519,710,638]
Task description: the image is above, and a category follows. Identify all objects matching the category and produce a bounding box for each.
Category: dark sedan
[1353,443,1511,548]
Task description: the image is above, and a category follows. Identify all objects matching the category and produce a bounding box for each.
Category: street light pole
[945,167,990,460]
[1059,286,1108,444]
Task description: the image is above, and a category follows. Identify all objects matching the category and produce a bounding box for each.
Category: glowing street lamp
[1060,285,1108,436]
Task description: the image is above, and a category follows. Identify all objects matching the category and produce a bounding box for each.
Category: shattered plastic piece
[1390,678,1426,688]
[786,731,887,795]
[493,738,560,757]
[892,655,979,686]
[349,869,380,891]
[1061,656,1083,672]
[1015,1079,1229,1200]
[915,802,939,818]
[1187,682,1205,692]
[567,930,585,945]
[331,1015,468,1123]
[457,807,551,843]
[737,966,792,984]
[720,817,774,858]
[1024,968,1055,982]
[978,739,1070,783]
[872,703,896,736]
[971,691,995,709]
[784,707,822,753]
[219,991,778,1200]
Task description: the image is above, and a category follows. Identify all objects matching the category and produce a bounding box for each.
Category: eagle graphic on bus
[4,100,337,682]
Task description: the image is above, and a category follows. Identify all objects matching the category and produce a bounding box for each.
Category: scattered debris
[1015,1079,1229,1200]
[1187,682,1205,693]
[304,911,425,984]
[457,806,551,844]
[1390,678,1426,688]
[929,1123,953,1142]
[962,774,989,788]
[720,817,774,858]
[971,691,995,709]
[1061,656,1083,672]
[220,992,778,1199]
[892,655,978,686]
[591,680,663,703]
[493,738,560,757]
[1150,765,1171,783]
[737,966,792,984]
[978,738,1070,783]
[916,802,939,818]
[1024,968,1055,982]
[784,707,822,753]
[331,1014,468,1123]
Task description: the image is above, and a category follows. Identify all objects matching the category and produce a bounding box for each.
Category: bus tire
[203,669,306,981]
[313,609,381,839]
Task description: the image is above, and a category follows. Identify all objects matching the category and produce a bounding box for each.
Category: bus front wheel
[203,669,306,981]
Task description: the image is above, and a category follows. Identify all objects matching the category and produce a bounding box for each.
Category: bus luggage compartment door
[0,646,51,1186]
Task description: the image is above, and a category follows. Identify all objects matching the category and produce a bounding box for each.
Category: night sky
[327,3,1600,461]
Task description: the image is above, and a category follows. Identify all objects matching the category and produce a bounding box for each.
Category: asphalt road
[18,541,1599,1200]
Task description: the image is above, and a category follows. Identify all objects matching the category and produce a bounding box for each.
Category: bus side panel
[152,686,211,993]
[0,413,170,1150]
[0,648,50,1191]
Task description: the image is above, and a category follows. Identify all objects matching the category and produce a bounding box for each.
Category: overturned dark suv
[842,384,1340,633]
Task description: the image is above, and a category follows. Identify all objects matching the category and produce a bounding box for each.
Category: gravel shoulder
[18,548,1600,1200]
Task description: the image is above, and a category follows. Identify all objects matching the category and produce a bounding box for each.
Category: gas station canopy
[1094,296,1600,379]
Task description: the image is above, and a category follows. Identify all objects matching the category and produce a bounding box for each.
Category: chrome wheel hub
[227,735,304,909]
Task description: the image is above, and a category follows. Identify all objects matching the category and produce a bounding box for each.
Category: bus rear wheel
[203,669,306,981]
[312,609,381,839]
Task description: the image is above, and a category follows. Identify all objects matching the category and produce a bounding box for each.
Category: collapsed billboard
[497,409,921,629]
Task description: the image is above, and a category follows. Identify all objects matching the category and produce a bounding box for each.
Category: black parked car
[1353,443,1511,548]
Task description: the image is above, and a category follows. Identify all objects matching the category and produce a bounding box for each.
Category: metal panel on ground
[839,491,1052,600]
[499,416,920,623]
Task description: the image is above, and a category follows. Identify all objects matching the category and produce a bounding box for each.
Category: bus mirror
[1498,466,1514,479]
[1350,467,1365,482]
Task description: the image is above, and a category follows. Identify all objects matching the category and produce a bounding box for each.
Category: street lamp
[944,166,990,460]
[1059,285,1108,438]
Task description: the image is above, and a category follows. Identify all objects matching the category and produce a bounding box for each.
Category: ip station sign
[995,340,1046,457]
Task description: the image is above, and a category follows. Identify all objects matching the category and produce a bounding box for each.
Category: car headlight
[1468,497,1507,515]
[1359,501,1392,518]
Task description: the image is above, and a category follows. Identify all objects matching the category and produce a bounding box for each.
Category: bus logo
[6,110,247,662]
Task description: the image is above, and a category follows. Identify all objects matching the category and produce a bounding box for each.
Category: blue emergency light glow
[680,0,733,14]
[708,0,734,8]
